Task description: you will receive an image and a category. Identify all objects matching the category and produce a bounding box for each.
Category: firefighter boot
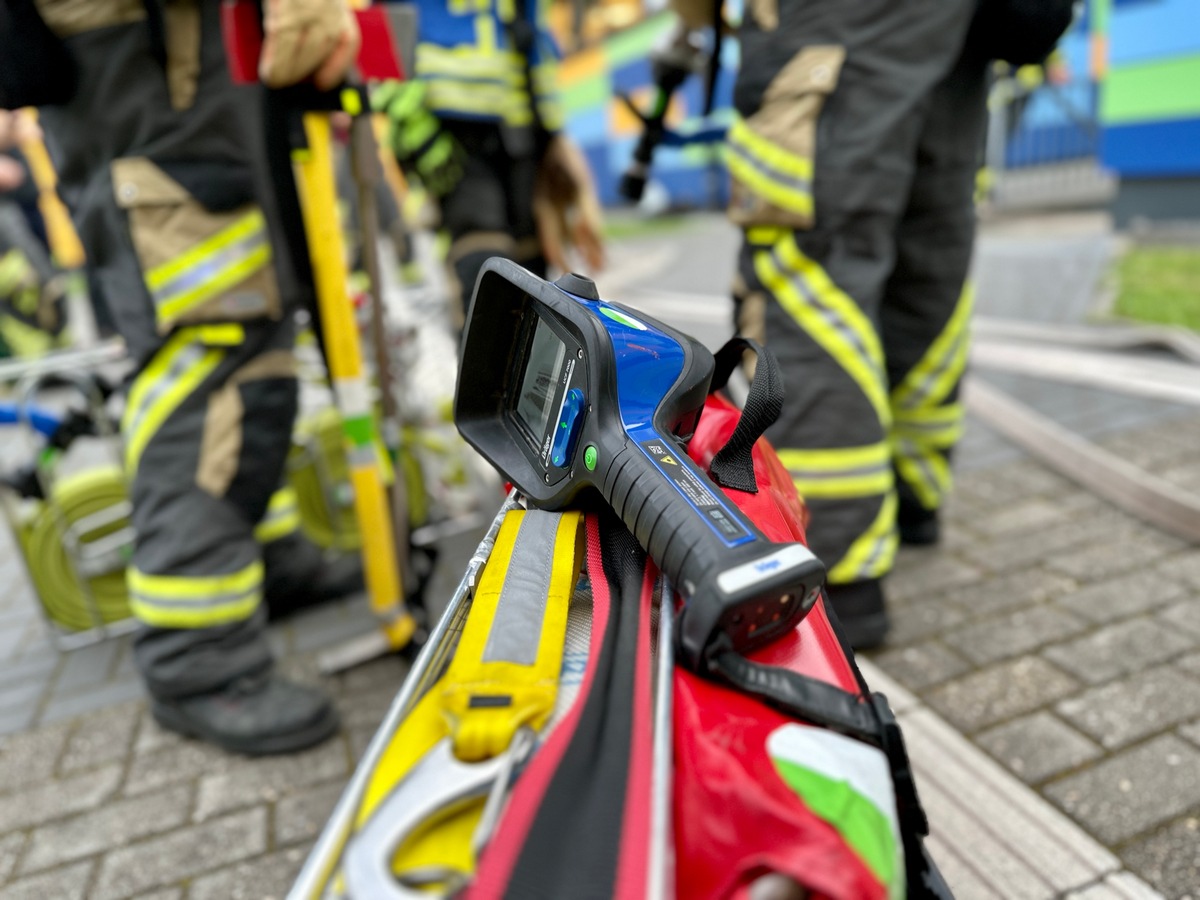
[263,531,365,619]
[151,672,339,755]
[825,580,890,651]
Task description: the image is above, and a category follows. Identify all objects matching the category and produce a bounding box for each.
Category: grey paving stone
[1157,551,1200,592]
[0,762,121,832]
[969,497,1075,536]
[0,651,58,691]
[276,780,344,847]
[1047,533,1175,585]
[0,707,36,738]
[335,685,401,732]
[21,783,192,874]
[1158,599,1200,640]
[188,846,308,900]
[1043,619,1197,685]
[329,653,408,697]
[92,807,268,900]
[959,515,1114,572]
[194,738,349,820]
[38,674,145,725]
[867,641,972,691]
[291,600,376,654]
[0,832,24,882]
[0,859,93,900]
[52,639,121,694]
[1180,719,1200,749]
[1179,652,1200,679]
[0,681,43,719]
[1045,735,1200,846]
[1056,665,1200,750]
[944,604,1088,666]
[130,890,184,900]
[133,708,187,757]
[123,739,231,797]
[1121,816,1200,900]
[953,568,1078,618]
[881,595,969,646]
[975,711,1103,784]
[925,655,1080,733]
[59,700,142,774]
[0,720,70,794]
[887,555,987,605]
[1055,571,1189,625]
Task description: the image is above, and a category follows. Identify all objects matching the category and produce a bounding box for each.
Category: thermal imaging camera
[454,260,826,670]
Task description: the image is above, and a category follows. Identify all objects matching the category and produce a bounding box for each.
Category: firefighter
[371,0,605,325]
[667,0,994,648]
[3,0,363,754]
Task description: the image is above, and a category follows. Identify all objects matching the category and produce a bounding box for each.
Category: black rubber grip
[603,440,826,669]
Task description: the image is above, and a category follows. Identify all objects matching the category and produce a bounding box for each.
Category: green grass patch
[602,212,694,241]
[1112,245,1200,331]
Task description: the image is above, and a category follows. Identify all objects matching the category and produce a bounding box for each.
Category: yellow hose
[16,467,132,632]
[289,407,362,551]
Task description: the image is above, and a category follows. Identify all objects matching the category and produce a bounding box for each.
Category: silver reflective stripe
[482,511,563,666]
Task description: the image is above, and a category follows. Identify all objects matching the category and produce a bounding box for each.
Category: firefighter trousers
[34,0,313,698]
[730,0,989,585]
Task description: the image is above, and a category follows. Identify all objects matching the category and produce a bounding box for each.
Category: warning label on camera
[640,439,751,544]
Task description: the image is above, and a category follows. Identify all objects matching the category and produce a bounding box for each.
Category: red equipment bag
[466,339,948,900]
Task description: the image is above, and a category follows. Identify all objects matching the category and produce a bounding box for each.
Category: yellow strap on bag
[345,509,585,892]
[442,508,584,762]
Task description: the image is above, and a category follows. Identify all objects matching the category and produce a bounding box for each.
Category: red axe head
[220,1,407,86]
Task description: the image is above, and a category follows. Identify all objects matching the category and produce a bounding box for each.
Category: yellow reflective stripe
[894,443,954,510]
[416,45,525,83]
[829,491,898,584]
[144,211,271,325]
[779,443,893,500]
[123,329,225,472]
[156,243,270,324]
[791,469,893,500]
[128,561,263,628]
[254,487,302,543]
[727,117,813,218]
[145,211,264,290]
[891,283,974,412]
[756,236,890,426]
[777,443,890,472]
[194,323,245,346]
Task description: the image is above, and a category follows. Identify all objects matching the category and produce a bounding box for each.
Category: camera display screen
[514,316,567,444]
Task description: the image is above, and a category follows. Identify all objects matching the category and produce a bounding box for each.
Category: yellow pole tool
[291,111,415,653]
[17,110,85,272]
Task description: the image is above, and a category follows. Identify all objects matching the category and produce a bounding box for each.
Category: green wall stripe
[1103,55,1200,124]
[605,14,674,66]
[772,757,898,889]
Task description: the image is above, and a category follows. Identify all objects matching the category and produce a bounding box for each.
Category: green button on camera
[584,445,598,471]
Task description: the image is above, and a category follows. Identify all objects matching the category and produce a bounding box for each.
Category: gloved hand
[371,80,465,197]
[534,134,606,273]
[259,0,360,90]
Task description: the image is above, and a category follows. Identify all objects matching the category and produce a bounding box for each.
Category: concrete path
[0,213,1197,898]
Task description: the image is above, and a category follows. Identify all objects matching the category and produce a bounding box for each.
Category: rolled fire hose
[15,467,132,632]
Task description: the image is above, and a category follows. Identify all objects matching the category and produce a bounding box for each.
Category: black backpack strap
[708,337,784,494]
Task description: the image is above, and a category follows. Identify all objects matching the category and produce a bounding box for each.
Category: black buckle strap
[708,641,948,898]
